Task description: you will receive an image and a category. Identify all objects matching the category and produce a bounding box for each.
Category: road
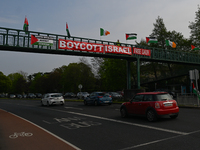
[1,99,200,150]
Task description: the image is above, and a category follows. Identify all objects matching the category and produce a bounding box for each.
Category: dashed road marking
[65,107,83,110]
[46,108,188,135]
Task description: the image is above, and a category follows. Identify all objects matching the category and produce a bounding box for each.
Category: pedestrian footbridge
[0,27,199,89]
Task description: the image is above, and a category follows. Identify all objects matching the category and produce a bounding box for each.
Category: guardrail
[176,93,199,107]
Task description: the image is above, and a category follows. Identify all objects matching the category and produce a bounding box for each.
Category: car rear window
[51,94,62,98]
[98,93,105,96]
[155,94,172,101]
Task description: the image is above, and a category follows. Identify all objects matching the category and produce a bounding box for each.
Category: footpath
[0,109,80,150]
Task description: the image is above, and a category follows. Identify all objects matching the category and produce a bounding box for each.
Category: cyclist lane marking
[45,107,188,135]
[0,109,80,150]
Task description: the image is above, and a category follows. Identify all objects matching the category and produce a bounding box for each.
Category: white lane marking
[65,107,83,110]
[2,109,81,150]
[120,129,200,150]
[67,111,187,135]
[0,102,187,135]
[42,120,52,124]
[45,108,187,135]
[119,134,184,150]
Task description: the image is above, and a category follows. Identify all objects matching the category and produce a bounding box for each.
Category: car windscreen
[155,94,173,101]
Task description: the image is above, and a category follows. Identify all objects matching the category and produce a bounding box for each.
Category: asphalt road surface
[1,99,200,150]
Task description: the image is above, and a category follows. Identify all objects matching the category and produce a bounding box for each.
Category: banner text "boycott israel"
[58,39,151,56]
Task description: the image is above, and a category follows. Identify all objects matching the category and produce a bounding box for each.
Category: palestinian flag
[166,40,176,48]
[31,35,38,45]
[126,33,137,40]
[23,17,29,34]
[100,28,110,36]
[192,82,198,95]
[146,37,158,43]
[66,22,71,38]
[192,82,200,100]
[31,35,53,46]
[191,45,200,50]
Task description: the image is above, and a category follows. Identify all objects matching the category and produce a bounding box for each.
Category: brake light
[174,101,178,106]
[155,103,160,108]
[98,96,103,98]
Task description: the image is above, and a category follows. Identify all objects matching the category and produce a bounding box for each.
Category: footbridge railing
[0,27,200,65]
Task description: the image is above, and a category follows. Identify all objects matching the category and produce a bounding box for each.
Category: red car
[120,92,179,122]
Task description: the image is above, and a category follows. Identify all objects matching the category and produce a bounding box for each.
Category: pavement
[0,109,80,150]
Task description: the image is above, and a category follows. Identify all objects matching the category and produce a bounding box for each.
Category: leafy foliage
[189,5,200,46]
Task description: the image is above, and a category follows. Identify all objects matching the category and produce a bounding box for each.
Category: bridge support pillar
[137,58,140,89]
[126,60,131,89]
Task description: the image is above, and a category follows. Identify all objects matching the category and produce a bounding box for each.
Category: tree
[29,72,44,93]
[150,16,168,48]
[0,72,11,93]
[189,5,200,46]
[7,73,26,94]
[99,58,127,91]
[91,57,104,79]
[62,62,95,93]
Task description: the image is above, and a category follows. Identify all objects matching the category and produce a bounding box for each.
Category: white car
[77,92,90,99]
[41,93,64,106]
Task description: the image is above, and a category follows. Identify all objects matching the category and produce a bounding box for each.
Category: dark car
[107,92,123,100]
[35,93,43,98]
[84,92,112,106]
[0,94,6,98]
[27,93,36,98]
[120,92,179,122]
[16,94,22,99]
[64,92,76,98]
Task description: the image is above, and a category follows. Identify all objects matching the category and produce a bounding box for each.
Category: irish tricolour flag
[166,40,176,48]
[126,33,137,40]
[191,45,200,50]
[100,28,110,36]
[146,37,158,43]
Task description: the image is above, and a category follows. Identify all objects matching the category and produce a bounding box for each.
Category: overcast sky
[0,0,199,75]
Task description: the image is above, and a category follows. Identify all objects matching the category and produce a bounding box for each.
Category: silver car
[41,93,65,106]
[77,92,89,99]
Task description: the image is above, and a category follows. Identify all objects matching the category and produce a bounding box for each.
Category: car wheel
[94,101,98,106]
[61,102,64,105]
[120,107,128,118]
[170,114,178,119]
[84,100,87,105]
[47,101,50,106]
[146,110,157,122]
